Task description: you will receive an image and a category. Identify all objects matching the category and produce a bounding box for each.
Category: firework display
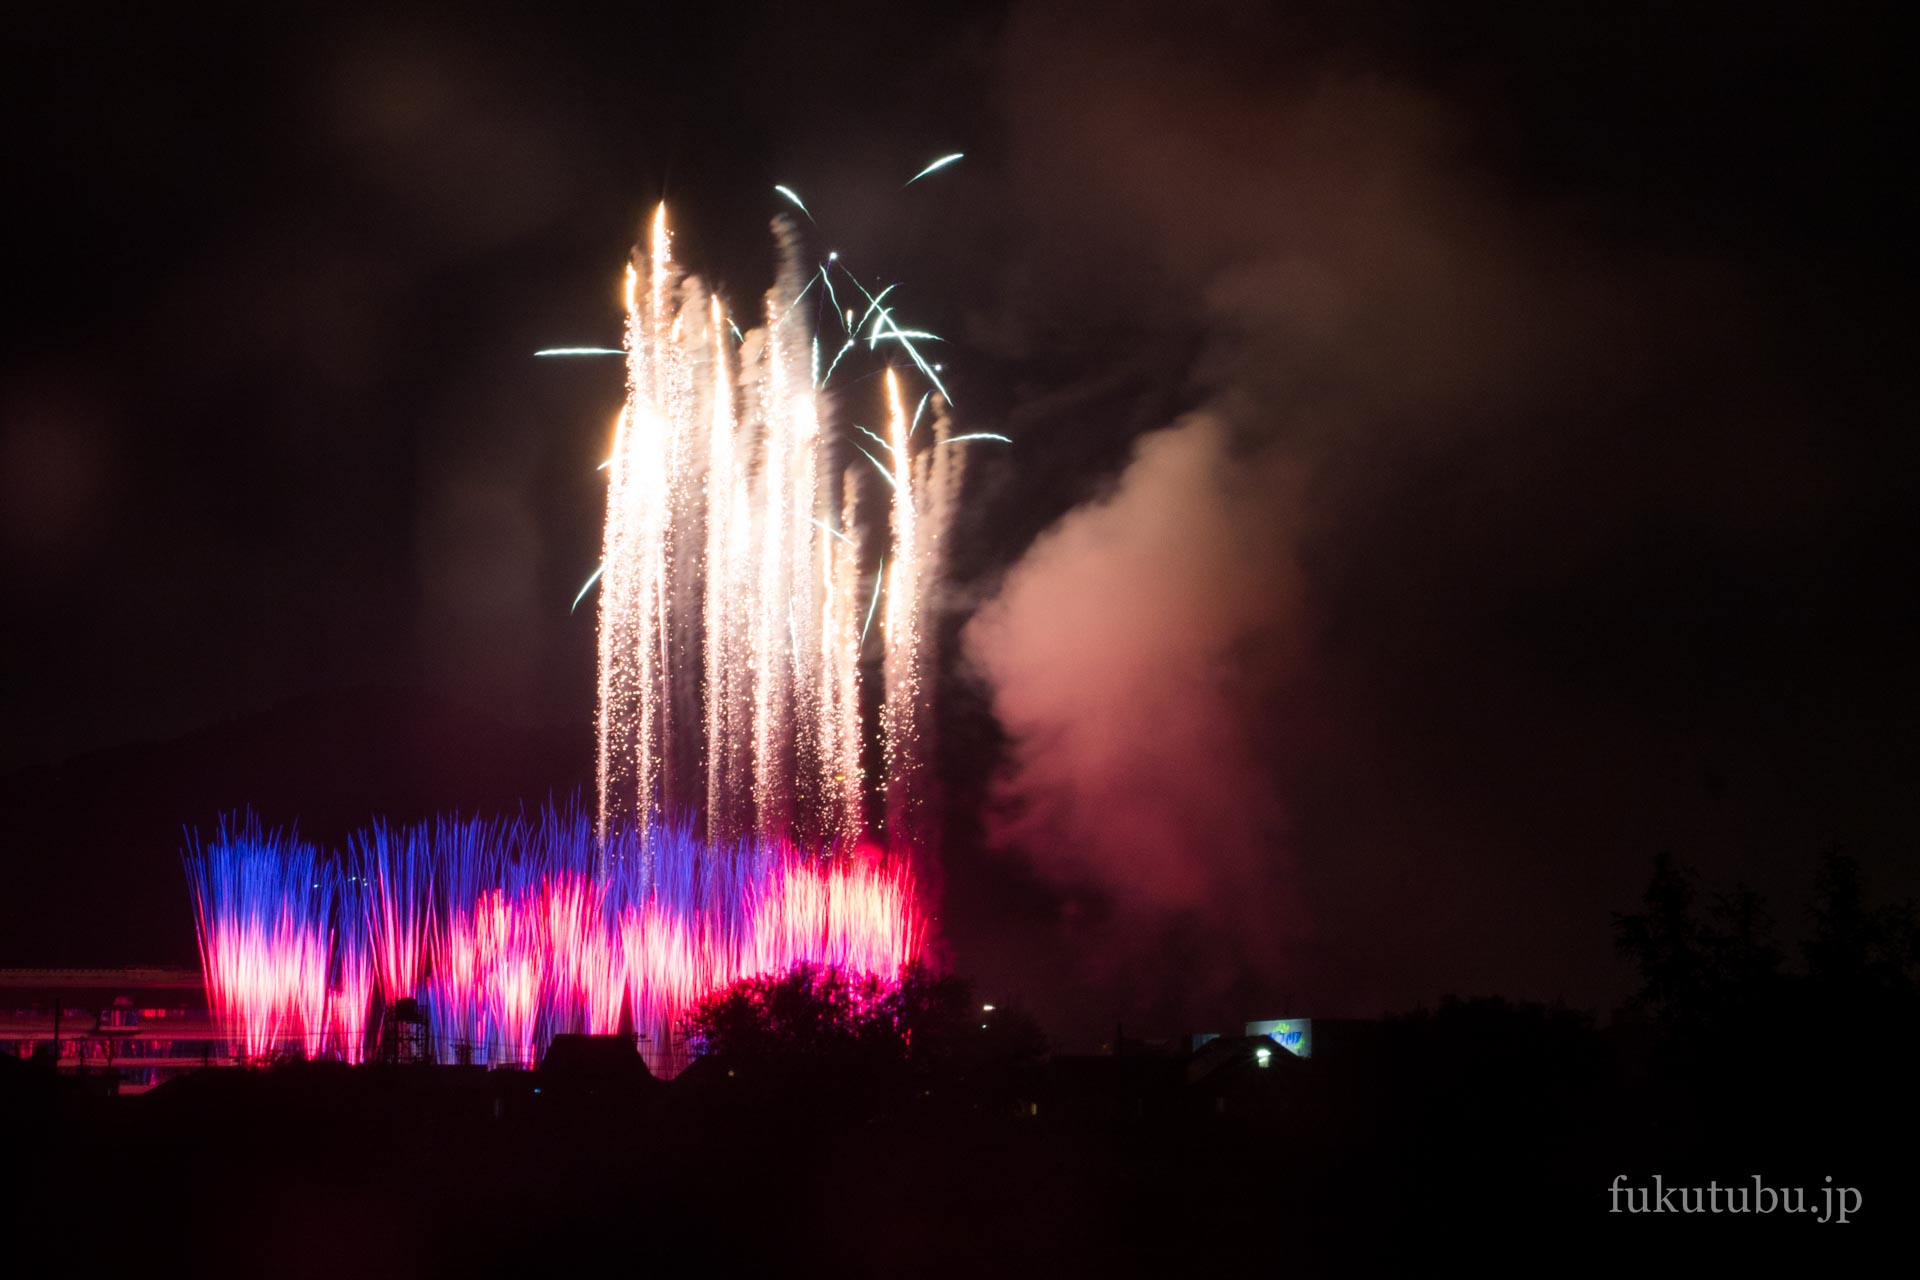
[185,199,977,1073]
[595,204,965,851]
[186,810,923,1070]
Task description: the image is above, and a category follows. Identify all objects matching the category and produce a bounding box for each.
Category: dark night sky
[2,1,1912,1042]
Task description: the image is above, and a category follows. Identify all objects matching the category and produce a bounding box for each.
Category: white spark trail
[904,153,965,185]
[591,205,962,859]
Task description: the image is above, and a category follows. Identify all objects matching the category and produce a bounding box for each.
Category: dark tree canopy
[686,963,1045,1110]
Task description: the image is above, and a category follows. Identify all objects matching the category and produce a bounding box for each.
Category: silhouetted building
[0,968,216,1093]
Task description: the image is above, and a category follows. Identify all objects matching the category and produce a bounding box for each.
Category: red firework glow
[185,813,924,1074]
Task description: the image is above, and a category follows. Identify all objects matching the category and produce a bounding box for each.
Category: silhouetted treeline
[5,852,1911,1272]
[684,962,1047,1115]
[1615,848,1919,1039]
[1608,848,1919,1172]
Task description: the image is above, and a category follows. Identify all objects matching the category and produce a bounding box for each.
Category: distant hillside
[0,688,590,967]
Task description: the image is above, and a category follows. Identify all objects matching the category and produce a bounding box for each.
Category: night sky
[3,1,1911,1043]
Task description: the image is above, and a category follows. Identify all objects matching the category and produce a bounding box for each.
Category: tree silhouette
[686,963,1045,1110]
[1614,854,1786,1041]
[1805,848,1920,1017]
[1611,852,1711,1030]
[1616,847,1918,1053]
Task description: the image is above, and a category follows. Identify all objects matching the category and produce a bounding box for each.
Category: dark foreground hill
[2,1011,1908,1275]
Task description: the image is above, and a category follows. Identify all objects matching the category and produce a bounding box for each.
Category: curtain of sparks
[596,206,962,857]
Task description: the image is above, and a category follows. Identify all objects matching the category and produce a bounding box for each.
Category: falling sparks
[571,562,605,612]
[880,372,923,851]
[595,204,961,855]
[773,184,813,220]
[904,152,965,186]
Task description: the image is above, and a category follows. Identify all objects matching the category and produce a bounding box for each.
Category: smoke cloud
[959,1,1907,1021]
[963,5,1540,996]
[966,414,1304,927]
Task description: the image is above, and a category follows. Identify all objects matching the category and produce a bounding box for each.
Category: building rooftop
[0,968,204,990]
